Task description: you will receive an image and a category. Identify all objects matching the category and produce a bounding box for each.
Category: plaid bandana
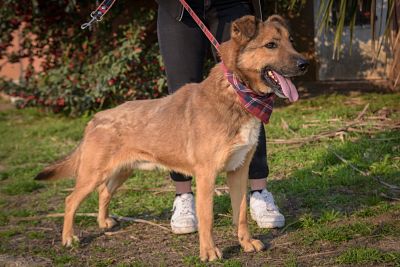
[222,64,275,124]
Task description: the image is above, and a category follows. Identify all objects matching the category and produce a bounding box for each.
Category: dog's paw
[62,235,79,247]
[99,217,117,229]
[200,246,223,262]
[240,238,265,253]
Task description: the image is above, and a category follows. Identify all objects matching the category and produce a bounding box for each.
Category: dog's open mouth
[261,68,299,102]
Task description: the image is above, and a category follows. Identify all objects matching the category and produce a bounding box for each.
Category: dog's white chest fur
[225,119,260,172]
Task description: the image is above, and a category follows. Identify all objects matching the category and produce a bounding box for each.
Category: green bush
[0,1,167,115]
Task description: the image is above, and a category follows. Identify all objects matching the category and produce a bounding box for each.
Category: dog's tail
[35,145,81,181]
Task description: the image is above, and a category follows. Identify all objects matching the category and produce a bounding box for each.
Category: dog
[35,15,308,261]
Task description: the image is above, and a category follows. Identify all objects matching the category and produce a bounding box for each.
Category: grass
[336,247,400,265]
[0,91,399,266]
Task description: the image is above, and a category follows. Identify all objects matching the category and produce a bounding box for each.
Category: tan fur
[36,15,307,261]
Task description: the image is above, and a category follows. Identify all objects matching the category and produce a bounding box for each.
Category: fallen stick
[355,103,369,121]
[328,148,368,176]
[380,193,400,201]
[217,213,231,218]
[269,241,294,249]
[281,118,297,136]
[328,148,400,192]
[12,213,172,232]
[104,229,132,236]
[267,122,400,145]
[366,116,392,120]
[306,118,341,123]
[280,220,300,233]
[109,214,171,232]
[374,177,400,191]
[0,226,54,231]
[268,113,399,146]
[267,130,347,145]
[215,186,229,196]
[297,250,338,259]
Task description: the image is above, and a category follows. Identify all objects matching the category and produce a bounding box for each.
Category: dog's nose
[297,58,309,72]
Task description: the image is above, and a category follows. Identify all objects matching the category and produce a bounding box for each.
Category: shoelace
[255,191,279,212]
[173,195,195,216]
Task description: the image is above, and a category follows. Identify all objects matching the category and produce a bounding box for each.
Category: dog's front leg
[227,148,264,253]
[195,169,222,261]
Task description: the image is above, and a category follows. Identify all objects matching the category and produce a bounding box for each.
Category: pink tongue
[272,71,299,102]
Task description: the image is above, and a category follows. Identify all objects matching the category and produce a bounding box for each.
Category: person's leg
[206,1,285,228]
[206,0,252,58]
[157,3,208,234]
[158,1,208,186]
[248,126,285,228]
[248,125,268,190]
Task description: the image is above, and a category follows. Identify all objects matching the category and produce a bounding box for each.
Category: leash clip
[81,11,103,30]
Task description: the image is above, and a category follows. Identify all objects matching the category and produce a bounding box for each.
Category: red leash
[178,0,221,51]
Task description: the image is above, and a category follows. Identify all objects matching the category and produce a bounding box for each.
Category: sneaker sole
[256,220,285,229]
[171,226,198,234]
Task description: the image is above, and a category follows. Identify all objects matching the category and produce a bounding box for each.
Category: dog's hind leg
[97,168,131,229]
[62,175,101,247]
[195,168,222,262]
[227,148,264,253]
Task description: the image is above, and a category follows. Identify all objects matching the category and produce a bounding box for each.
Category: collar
[221,64,275,124]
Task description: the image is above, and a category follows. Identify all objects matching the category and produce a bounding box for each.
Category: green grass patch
[283,254,298,267]
[2,178,44,195]
[27,231,45,239]
[0,211,9,226]
[336,247,400,265]
[182,256,206,267]
[115,262,148,267]
[301,222,374,245]
[222,259,243,267]
[0,229,20,239]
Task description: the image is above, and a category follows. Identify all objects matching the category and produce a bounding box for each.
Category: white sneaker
[170,193,198,234]
[250,189,285,228]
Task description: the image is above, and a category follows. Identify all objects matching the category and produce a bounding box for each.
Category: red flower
[57,98,65,106]
[108,79,116,86]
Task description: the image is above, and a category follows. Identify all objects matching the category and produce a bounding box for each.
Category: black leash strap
[81,0,117,29]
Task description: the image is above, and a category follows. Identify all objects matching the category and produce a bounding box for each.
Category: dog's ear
[231,15,258,44]
[267,15,290,30]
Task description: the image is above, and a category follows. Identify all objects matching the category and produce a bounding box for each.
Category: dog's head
[220,15,309,102]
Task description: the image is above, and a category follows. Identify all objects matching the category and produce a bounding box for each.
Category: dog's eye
[265,42,277,49]
[289,36,294,43]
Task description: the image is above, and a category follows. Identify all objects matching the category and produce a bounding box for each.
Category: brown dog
[35,15,308,261]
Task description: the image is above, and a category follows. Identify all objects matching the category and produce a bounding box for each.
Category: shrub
[0,1,167,115]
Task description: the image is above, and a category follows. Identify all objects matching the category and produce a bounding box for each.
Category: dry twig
[280,220,300,233]
[328,148,400,195]
[268,104,400,146]
[355,103,369,120]
[297,250,338,259]
[12,213,172,232]
[281,118,297,136]
[380,193,400,201]
[104,229,133,236]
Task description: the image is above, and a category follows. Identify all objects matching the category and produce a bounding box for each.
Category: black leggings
[157,0,268,181]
